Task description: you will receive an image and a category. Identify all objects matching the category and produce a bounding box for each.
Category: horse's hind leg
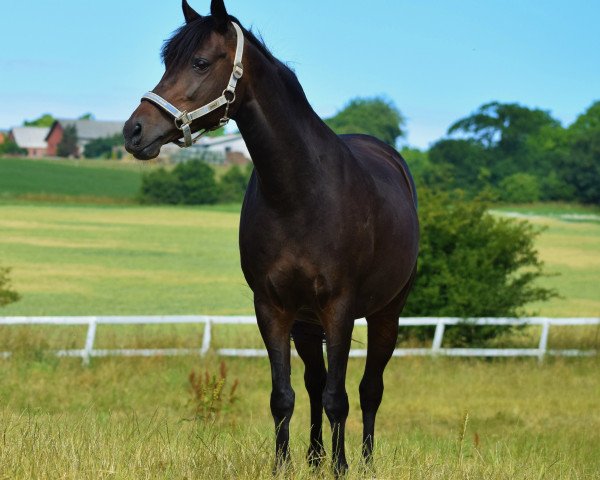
[360,271,415,462]
[292,321,327,467]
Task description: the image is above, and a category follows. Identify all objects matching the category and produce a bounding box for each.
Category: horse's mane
[161,16,309,105]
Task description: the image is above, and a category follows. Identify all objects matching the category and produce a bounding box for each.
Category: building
[9,127,50,157]
[169,133,252,164]
[46,119,124,157]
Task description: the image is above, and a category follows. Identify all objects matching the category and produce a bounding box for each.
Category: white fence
[0,316,598,365]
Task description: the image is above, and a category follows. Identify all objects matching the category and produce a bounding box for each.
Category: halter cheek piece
[141,22,244,148]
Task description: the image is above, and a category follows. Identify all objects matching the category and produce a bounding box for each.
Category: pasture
[1,195,599,478]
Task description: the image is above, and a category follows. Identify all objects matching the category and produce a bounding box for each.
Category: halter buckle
[233,63,244,80]
[174,112,191,130]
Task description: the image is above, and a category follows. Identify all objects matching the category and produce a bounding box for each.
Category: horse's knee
[271,387,295,421]
[359,377,384,413]
[322,389,349,423]
[305,369,327,397]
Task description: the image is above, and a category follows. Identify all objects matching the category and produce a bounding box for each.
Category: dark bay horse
[123,0,419,473]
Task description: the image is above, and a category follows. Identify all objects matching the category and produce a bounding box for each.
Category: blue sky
[1,0,598,148]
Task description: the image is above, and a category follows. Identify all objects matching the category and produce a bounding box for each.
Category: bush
[140,161,254,205]
[0,266,20,307]
[84,134,123,159]
[139,168,183,204]
[174,160,219,205]
[0,140,26,156]
[403,189,556,346]
[499,173,541,203]
[218,165,252,203]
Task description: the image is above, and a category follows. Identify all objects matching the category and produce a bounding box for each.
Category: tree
[0,266,20,308]
[79,113,95,120]
[563,101,600,204]
[57,125,79,158]
[427,139,492,195]
[325,97,405,147]
[402,189,556,346]
[499,173,541,203]
[84,133,124,159]
[0,139,27,156]
[23,114,56,128]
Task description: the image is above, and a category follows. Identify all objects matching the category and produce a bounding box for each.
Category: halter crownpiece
[141,22,244,148]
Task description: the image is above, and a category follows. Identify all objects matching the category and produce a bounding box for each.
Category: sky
[0,0,598,149]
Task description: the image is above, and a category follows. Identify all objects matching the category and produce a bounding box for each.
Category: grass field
[1,354,599,479]
[1,202,598,318]
[0,157,155,203]
[1,166,599,478]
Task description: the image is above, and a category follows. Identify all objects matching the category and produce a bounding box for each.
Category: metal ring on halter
[223,88,236,104]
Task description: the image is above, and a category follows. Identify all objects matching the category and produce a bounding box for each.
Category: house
[170,133,252,164]
[9,127,50,157]
[46,119,124,157]
[0,131,6,144]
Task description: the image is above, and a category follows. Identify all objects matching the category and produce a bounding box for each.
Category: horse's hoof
[307,446,326,468]
[333,460,349,478]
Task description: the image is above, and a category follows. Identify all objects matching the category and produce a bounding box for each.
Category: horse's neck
[234,55,342,207]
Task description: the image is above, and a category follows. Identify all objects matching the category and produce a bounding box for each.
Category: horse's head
[123,0,246,160]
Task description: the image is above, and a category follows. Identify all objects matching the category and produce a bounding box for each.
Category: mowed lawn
[1,202,599,317]
[0,157,152,202]
[0,203,251,316]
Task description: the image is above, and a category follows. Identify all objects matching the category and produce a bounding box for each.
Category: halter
[141,22,244,148]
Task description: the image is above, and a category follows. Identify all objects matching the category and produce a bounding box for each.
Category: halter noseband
[141,22,244,148]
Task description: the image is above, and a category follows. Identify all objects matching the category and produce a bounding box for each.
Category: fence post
[200,318,212,356]
[538,319,550,363]
[83,317,97,366]
[432,320,445,354]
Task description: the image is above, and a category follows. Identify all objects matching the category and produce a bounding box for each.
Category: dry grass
[0,355,598,479]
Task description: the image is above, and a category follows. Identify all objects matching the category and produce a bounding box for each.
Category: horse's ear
[182,0,201,23]
[210,0,229,33]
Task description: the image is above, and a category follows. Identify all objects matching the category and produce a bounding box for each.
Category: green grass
[0,156,153,203]
[0,355,598,479]
[1,202,599,318]
[0,201,599,478]
[0,203,251,316]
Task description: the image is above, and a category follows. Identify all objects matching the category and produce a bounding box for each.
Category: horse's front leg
[255,300,296,470]
[321,300,354,476]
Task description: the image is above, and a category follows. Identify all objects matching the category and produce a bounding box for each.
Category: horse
[123,0,419,474]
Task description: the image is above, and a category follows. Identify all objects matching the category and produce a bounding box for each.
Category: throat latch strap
[141,22,245,148]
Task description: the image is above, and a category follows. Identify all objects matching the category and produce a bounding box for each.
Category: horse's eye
[193,58,210,72]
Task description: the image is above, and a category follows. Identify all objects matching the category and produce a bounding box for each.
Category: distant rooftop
[11,126,50,149]
[54,119,124,141]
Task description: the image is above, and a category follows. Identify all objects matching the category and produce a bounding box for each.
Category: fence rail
[1,316,598,364]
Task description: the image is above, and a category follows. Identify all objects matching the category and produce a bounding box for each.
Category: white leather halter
[141,22,244,148]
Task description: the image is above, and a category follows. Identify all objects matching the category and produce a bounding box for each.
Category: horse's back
[340,134,418,212]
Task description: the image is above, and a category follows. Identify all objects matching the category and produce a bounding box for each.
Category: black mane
[161,16,276,70]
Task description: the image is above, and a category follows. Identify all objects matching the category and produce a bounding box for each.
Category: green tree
[57,125,79,158]
[0,266,20,308]
[79,113,95,120]
[0,139,27,156]
[326,97,405,146]
[84,133,124,159]
[403,189,556,346]
[563,101,600,204]
[23,114,56,128]
[499,173,541,203]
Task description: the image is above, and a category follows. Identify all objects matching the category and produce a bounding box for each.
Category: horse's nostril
[133,122,143,137]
